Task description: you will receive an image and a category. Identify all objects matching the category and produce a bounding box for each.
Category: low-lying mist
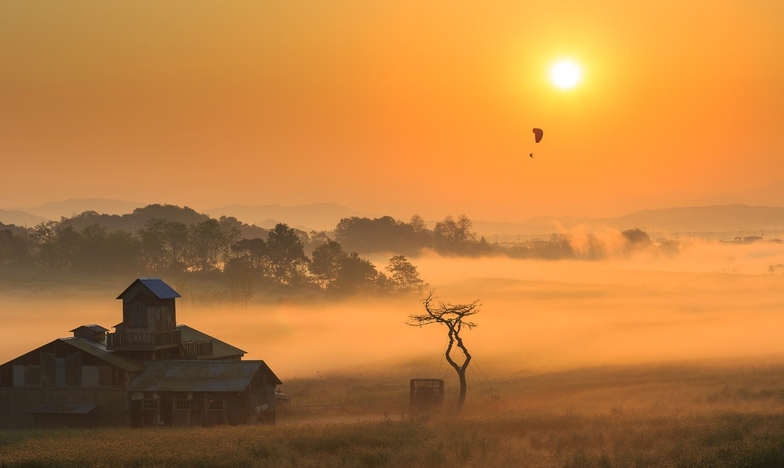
[2,238,784,382]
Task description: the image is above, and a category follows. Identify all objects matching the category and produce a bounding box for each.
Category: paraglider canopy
[533,128,543,143]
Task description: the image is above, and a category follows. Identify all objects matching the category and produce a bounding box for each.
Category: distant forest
[0,204,678,300]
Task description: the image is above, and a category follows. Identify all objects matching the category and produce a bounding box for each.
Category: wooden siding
[119,282,177,334]
[106,329,181,351]
[128,388,276,427]
[0,388,129,430]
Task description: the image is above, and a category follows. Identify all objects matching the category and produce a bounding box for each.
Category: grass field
[3,359,784,467]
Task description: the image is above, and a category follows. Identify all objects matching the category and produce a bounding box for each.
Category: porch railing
[106,329,181,351]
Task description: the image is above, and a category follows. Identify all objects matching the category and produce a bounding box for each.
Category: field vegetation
[3,359,784,467]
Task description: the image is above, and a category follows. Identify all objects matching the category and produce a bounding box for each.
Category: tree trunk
[456,368,468,411]
[444,326,472,414]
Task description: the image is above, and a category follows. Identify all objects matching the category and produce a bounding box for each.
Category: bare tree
[407,291,479,413]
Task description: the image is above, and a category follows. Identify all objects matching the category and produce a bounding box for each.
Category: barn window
[208,399,225,411]
[143,399,158,410]
[175,399,190,411]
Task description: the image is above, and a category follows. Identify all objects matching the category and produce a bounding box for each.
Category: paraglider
[530,128,543,158]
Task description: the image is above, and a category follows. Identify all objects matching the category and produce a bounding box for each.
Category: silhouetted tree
[409,214,427,233]
[76,223,108,270]
[408,214,433,250]
[539,233,575,259]
[266,223,308,284]
[103,230,142,273]
[139,219,190,272]
[29,222,82,269]
[385,255,428,293]
[433,215,477,254]
[335,216,428,255]
[188,218,239,272]
[622,228,652,254]
[658,239,680,256]
[29,221,59,268]
[0,230,30,265]
[230,238,270,276]
[331,252,379,294]
[408,292,479,413]
[309,239,347,289]
[223,258,256,303]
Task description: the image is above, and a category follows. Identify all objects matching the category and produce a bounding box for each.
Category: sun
[549,60,582,90]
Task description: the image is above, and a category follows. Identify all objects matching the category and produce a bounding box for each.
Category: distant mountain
[22,198,145,220]
[204,203,370,231]
[690,181,784,207]
[607,205,784,234]
[474,204,784,242]
[0,221,28,235]
[62,204,211,233]
[0,209,46,227]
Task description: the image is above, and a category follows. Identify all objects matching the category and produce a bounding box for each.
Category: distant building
[0,278,281,429]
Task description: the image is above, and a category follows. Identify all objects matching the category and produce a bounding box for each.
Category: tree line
[0,204,680,295]
[0,205,431,300]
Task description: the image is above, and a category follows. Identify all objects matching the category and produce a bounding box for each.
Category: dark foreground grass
[5,360,784,467]
[2,409,784,467]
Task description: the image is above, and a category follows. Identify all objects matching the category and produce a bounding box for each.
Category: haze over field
[3,239,784,380]
[2,2,784,222]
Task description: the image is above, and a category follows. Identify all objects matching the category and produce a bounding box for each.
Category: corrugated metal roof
[29,404,98,415]
[116,278,181,300]
[178,324,246,359]
[128,360,281,392]
[61,337,145,373]
[69,324,109,333]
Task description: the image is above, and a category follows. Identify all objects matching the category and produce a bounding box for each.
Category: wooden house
[0,278,281,430]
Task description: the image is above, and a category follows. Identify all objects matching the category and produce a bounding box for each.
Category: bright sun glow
[549,60,582,89]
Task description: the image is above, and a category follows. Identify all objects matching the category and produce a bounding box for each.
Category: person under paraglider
[529,128,543,158]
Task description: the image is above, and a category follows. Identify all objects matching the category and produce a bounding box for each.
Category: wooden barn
[0,278,281,430]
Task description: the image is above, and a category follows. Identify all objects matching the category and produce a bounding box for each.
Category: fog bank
[2,240,784,380]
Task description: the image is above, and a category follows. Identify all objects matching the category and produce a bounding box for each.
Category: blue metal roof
[116,278,181,300]
[69,324,109,333]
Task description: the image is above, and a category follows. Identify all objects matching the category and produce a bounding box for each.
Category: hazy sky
[2,1,783,222]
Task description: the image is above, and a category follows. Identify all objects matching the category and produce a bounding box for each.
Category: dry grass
[3,360,784,467]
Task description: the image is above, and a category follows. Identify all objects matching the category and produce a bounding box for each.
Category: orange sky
[2,1,783,222]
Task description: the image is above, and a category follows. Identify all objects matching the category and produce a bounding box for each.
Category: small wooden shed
[410,378,444,417]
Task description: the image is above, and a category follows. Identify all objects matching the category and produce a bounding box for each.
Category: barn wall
[0,388,129,430]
